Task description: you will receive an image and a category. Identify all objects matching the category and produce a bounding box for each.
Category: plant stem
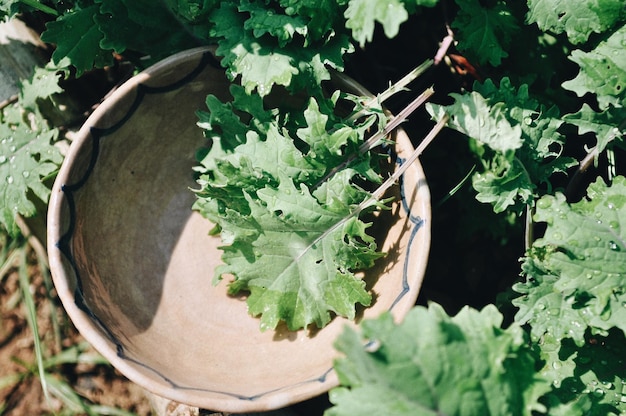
[435,164,476,208]
[302,115,448,261]
[361,60,434,109]
[370,115,449,200]
[18,0,58,16]
[315,87,435,189]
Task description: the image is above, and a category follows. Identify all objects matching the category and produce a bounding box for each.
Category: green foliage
[513,176,626,345]
[537,330,626,415]
[526,0,626,45]
[452,0,519,66]
[327,303,549,416]
[3,0,626,413]
[563,104,626,155]
[40,4,115,76]
[0,79,63,237]
[562,23,626,110]
[427,78,575,214]
[193,87,387,331]
[0,122,61,236]
[344,0,408,47]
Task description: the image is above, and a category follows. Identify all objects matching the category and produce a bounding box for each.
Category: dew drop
[602,381,614,390]
[22,171,30,178]
[608,202,616,210]
[6,176,13,184]
[609,241,620,251]
[552,361,562,370]
[537,303,546,310]
[0,156,6,164]
[610,221,620,229]
[593,388,605,397]
[537,198,552,209]
[9,145,16,152]
[553,379,561,388]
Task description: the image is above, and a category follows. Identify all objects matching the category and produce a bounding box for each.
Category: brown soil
[0,242,153,416]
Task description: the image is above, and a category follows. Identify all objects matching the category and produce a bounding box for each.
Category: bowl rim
[46,46,432,412]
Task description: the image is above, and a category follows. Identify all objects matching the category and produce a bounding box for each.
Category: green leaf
[327,304,549,416]
[452,0,519,66]
[537,330,626,415]
[211,3,299,96]
[215,176,377,331]
[19,66,64,111]
[428,78,575,214]
[240,0,308,47]
[344,0,409,47]
[194,91,387,330]
[0,0,20,19]
[513,177,626,345]
[95,0,201,65]
[563,103,626,154]
[0,120,62,236]
[562,23,626,110]
[427,90,523,153]
[276,0,344,39]
[401,0,440,13]
[40,5,114,76]
[471,155,534,213]
[526,0,626,45]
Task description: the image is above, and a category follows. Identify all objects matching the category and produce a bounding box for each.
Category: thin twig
[434,25,455,65]
[299,115,449,263]
[314,87,435,190]
[371,115,449,200]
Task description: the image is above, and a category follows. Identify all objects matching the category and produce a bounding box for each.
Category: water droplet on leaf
[537,198,552,209]
[6,176,13,184]
[609,241,620,251]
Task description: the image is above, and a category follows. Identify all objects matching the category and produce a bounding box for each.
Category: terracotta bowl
[47,47,431,413]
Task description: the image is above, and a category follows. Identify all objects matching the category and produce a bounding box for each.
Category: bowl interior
[47,47,431,413]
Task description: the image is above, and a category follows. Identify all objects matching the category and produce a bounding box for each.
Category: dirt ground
[0,242,153,416]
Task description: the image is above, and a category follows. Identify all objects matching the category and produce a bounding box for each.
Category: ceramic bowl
[47,47,431,413]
